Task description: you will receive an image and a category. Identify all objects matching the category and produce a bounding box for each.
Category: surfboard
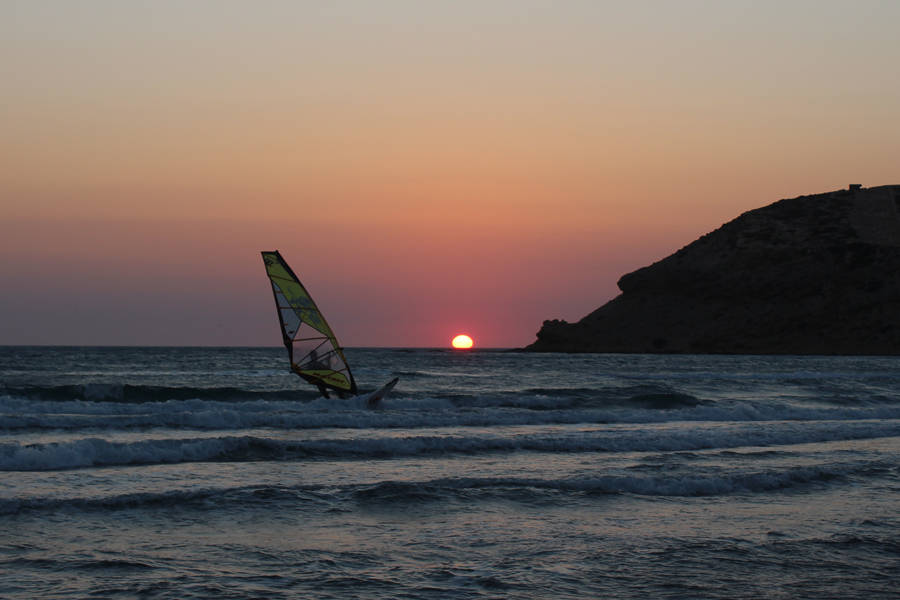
[360,377,399,408]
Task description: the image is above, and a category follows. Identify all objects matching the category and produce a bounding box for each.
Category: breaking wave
[3,419,898,471]
[2,460,891,516]
[4,389,900,433]
[0,383,311,403]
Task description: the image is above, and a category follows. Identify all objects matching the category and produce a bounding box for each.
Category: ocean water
[1,347,899,599]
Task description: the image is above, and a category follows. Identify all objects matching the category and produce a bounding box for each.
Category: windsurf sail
[261,251,358,397]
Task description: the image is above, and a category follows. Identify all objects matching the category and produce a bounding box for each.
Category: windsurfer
[263,250,386,403]
[305,350,353,399]
[308,348,326,369]
[307,349,331,398]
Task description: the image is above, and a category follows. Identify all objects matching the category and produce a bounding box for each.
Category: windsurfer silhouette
[307,349,353,399]
[307,349,331,397]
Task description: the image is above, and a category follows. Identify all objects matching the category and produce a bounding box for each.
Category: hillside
[526,185,900,354]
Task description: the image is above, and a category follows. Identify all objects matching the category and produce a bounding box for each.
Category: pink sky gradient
[3,1,899,347]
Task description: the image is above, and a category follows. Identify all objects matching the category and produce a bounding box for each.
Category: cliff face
[526,185,900,354]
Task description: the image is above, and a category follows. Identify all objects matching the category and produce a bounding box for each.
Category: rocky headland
[526,185,900,354]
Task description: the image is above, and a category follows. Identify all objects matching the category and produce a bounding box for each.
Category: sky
[2,0,899,348]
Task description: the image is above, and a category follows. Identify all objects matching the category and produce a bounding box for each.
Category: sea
[1,346,899,599]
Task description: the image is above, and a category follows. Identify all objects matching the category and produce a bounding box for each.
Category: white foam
[417,465,852,496]
[0,460,874,516]
[2,419,898,472]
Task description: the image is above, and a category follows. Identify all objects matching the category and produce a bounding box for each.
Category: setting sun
[451,334,474,349]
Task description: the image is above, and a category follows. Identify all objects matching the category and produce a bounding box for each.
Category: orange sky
[2,1,899,346]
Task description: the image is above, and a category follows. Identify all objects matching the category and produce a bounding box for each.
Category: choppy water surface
[2,347,899,598]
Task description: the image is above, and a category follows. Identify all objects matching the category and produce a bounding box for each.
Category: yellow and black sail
[261,251,357,396]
